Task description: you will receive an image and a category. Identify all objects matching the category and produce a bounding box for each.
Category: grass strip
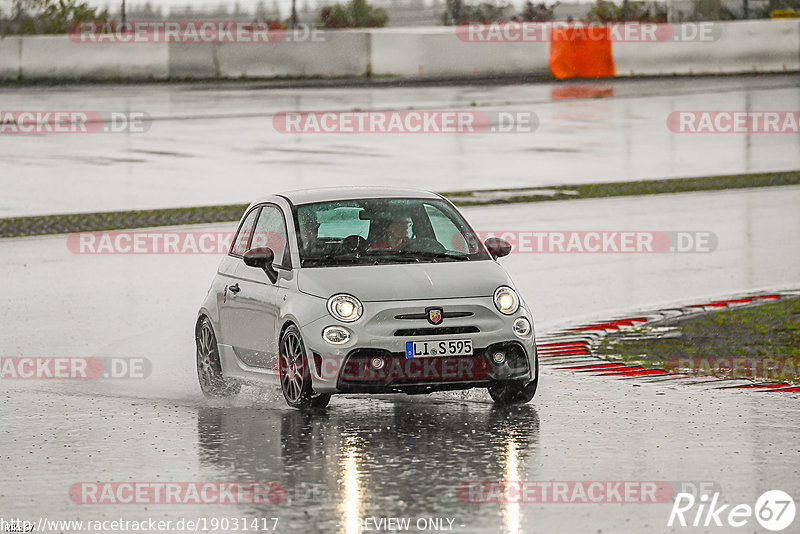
[597,297,800,384]
[2,170,799,238]
[441,170,800,206]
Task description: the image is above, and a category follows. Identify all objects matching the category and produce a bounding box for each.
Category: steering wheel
[399,237,447,254]
[341,235,367,254]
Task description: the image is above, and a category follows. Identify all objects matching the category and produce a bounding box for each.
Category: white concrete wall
[614,20,800,76]
[19,36,169,80]
[169,43,218,79]
[215,31,369,78]
[3,21,799,81]
[369,27,550,77]
[0,37,22,81]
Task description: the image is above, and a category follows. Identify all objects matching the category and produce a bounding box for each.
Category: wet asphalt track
[1,74,799,217]
[2,183,800,533]
[2,75,800,533]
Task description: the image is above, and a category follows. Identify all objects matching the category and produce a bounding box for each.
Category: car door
[221,204,290,371]
[218,205,261,352]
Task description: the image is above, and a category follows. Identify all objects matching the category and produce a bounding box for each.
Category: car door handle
[228,283,241,294]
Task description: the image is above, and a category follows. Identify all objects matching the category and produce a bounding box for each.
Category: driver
[367,216,410,251]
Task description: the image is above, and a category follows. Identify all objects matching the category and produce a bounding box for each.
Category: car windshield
[294,197,490,267]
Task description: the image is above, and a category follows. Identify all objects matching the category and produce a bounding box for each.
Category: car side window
[230,208,260,256]
[252,205,291,269]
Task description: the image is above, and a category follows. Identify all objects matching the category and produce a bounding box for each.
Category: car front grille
[393,326,480,337]
[394,311,474,320]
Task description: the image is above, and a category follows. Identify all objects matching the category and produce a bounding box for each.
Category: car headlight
[513,317,531,337]
[327,294,363,323]
[494,286,519,315]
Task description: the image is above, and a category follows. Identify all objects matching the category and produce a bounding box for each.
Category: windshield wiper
[303,251,422,266]
[369,255,421,264]
[302,253,361,266]
[392,250,471,262]
[304,250,470,266]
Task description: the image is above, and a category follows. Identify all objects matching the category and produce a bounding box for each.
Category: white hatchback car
[196,187,538,408]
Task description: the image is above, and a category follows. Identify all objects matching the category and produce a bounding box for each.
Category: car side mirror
[484,237,512,259]
[243,247,278,283]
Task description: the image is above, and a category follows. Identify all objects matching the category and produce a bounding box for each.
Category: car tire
[279,325,330,409]
[310,393,332,408]
[488,347,539,405]
[488,377,538,405]
[196,317,241,398]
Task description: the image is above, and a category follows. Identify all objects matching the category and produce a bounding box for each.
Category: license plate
[405,339,473,358]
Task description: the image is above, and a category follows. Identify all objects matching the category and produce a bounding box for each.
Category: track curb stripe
[535,290,800,394]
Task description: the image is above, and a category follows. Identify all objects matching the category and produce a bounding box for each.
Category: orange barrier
[550,83,615,99]
[548,25,615,79]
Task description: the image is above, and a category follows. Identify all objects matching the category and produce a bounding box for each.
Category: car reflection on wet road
[196,401,539,533]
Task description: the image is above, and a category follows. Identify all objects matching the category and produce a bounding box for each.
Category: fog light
[513,317,531,337]
[370,357,385,370]
[322,326,351,345]
[491,351,506,364]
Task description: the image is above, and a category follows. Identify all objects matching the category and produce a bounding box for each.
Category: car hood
[297,260,513,301]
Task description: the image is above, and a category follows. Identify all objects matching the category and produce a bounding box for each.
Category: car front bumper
[300,296,536,394]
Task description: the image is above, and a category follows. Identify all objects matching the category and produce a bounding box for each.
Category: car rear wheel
[279,325,331,409]
[196,317,241,398]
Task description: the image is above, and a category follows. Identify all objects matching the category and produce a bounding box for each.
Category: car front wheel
[279,325,331,409]
[488,377,538,405]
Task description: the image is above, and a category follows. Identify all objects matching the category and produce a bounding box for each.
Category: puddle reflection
[197,401,540,532]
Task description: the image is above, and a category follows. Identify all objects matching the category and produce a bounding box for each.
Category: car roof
[258,187,442,206]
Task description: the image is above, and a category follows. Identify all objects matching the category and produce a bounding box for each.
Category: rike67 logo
[668,490,795,531]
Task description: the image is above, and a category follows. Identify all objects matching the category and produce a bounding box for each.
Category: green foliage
[318,0,388,28]
[445,0,558,22]
[516,1,559,21]
[2,0,108,35]
[442,0,513,24]
[587,0,667,21]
